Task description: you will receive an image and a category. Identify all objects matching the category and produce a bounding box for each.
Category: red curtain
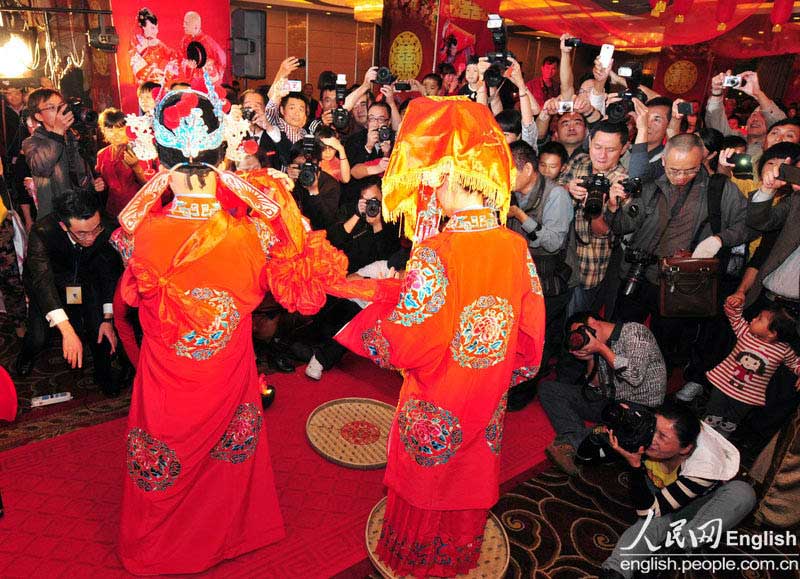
[475,0,767,50]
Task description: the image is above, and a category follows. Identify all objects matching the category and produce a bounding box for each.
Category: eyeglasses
[68,224,104,239]
[664,167,701,178]
[368,116,389,123]
[38,103,64,114]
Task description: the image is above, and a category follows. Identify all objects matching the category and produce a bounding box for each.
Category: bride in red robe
[112,79,346,574]
[335,97,546,577]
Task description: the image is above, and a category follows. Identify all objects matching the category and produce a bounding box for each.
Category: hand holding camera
[607,429,645,468]
[567,178,589,202]
[580,173,611,219]
[561,33,580,53]
[53,103,75,135]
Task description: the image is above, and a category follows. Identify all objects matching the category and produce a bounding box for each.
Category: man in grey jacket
[704,69,785,160]
[506,140,574,411]
[21,88,104,220]
[606,134,749,359]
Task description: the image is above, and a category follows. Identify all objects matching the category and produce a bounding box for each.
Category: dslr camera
[64,98,98,131]
[378,125,394,143]
[600,401,656,453]
[622,247,656,297]
[331,74,350,131]
[375,67,396,85]
[580,173,611,219]
[606,87,648,124]
[363,197,382,219]
[241,107,256,122]
[730,153,753,180]
[484,14,515,88]
[565,324,597,352]
[297,135,319,188]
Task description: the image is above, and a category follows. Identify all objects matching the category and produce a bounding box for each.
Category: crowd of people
[0,31,798,577]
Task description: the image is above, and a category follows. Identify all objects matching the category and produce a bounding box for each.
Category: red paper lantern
[716,0,736,31]
[673,0,693,23]
[770,0,793,32]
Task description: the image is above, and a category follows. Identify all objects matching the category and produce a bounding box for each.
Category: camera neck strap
[644,181,694,255]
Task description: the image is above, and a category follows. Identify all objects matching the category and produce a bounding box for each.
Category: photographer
[343,101,393,205]
[327,179,399,275]
[239,89,292,171]
[625,96,672,184]
[286,138,340,232]
[705,70,785,158]
[21,88,104,220]
[539,310,666,475]
[600,401,755,579]
[559,120,629,315]
[506,141,574,411]
[608,133,749,361]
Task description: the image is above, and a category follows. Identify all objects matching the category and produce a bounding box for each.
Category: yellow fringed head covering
[382,96,515,241]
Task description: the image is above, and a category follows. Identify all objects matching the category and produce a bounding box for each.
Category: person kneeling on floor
[14,189,121,395]
[600,400,756,579]
[539,310,667,475]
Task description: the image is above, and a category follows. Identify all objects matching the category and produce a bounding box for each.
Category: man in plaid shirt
[559,121,629,315]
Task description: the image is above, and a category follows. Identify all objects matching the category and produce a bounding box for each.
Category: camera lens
[332,108,349,131]
[376,67,395,85]
[378,126,393,142]
[365,198,382,218]
[242,107,256,121]
[484,65,503,88]
[298,162,317,187]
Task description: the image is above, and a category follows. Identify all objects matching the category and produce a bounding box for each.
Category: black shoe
[507,380,537,412]
[13,353,35,377]
[270,354,295,373]
[575,430,619,466]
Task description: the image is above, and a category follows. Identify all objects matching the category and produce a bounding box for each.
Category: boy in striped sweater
[703,293,800,438]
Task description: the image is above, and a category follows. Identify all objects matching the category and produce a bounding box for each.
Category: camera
[606,88,648,124]
[378,125,393,143]
[558,101,574,114]
[600,401,656,453]
[622,247,656,297]
[484,14,514,89]
[730,153,753,179]
[364,197,382,219]
[331,74,350,131]
[564,37,582,48]
[297,135,319,188]
[297,58,306,68]
[580,173,611,219]
[723,75,744,88]
[394,81,411,91]
[64,98,98,131]
[620,176,642,198]
[241,107,256,122]
[677,101,698,116]
[566,324,597,351]
[375,66,396,85]
[778,163,800,186]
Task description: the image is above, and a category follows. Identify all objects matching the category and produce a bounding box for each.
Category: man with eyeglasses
[14,189,121,397]
[21,88,104,221]
[342,101,393,206]
[608,133,749,359]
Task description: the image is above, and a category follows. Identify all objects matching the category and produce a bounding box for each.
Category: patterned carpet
[2,318,797,578]
[493,462,799,579]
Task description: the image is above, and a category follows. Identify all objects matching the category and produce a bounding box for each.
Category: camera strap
[644,182,692,255]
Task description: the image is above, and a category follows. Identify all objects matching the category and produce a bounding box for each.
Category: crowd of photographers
[2,24,800,571]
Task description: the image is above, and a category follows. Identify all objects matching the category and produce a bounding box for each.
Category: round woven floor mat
[365,497,510,578]
[305,397,395,469]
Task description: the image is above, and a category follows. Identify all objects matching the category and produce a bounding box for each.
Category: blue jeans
[603,480,757,578]
[566,284,602,318]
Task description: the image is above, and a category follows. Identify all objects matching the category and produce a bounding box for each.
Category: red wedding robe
[116,207,286,575]
[336,207,545,576]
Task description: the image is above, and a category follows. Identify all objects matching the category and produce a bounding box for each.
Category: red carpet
[0,354,553,578]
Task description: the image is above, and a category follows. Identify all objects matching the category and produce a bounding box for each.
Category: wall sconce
[0,29,36,79]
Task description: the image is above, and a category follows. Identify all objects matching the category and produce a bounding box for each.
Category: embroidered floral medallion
[173,288,241,360]
[398,399,462,467]
[127,428,181,492]
[450,295,514,369]
[210,403,263,464]
[485,393,508,454]
[388,246,448,327]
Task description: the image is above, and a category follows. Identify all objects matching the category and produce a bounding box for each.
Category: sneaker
[545,441,578,476]
[676,381,704,402]
[305,355,323,380]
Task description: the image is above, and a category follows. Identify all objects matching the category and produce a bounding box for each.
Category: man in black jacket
[14,189,121,395]
[240,89,292,171]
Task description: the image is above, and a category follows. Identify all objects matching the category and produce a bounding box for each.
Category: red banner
[111,2,231,114]
[435,0,496,77]
[382,0,438,81]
